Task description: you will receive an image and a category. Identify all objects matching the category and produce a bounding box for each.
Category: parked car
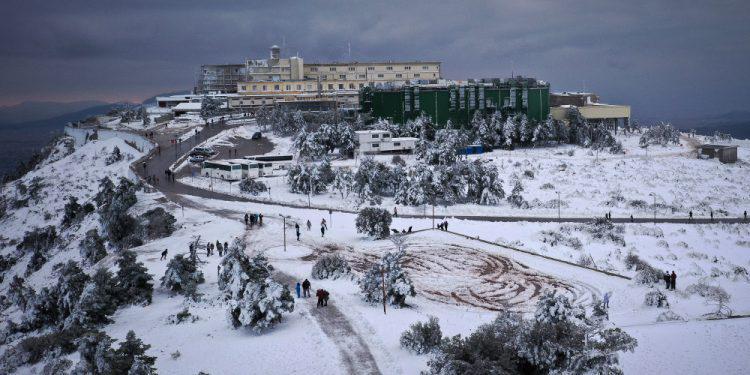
[251,132,263,140]
[191,147,216,157]
[189,155,205,163]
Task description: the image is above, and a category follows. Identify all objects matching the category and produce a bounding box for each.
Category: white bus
[201,161,243,181]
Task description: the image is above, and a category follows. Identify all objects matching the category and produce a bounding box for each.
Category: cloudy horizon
[1,0,749,119]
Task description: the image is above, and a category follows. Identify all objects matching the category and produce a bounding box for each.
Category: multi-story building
[360,76,550,127]
[196,45,443,110]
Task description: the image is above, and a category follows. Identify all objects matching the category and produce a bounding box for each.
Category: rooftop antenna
[348,41,352,60]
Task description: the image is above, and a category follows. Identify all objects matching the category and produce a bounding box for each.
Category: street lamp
[279,214,291,252]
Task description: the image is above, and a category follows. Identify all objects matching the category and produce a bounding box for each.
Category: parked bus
[201,160,243,181]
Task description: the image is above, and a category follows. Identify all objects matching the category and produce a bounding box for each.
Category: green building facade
[360,77,550,127]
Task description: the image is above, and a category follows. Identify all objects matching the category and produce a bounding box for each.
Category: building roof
[305,60,441,66]
[700,144,738,149]
[172,102,202,111]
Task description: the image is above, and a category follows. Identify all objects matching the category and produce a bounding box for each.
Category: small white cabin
[201,160,243,181]
[356,130,417,153]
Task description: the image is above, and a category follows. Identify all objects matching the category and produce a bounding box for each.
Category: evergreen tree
[62,196,83,227]
[116,250,154,306]
[355,207,392,238]
[161,254,204,299]
[79,229,107,266]
[475,112,496,149]
[332,168,354,198]
[66,268,119,329]
[358,250,415,307]
[503,116,516,148]
[112,331,157,374]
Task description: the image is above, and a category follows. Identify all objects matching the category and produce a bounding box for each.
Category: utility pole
[381,267,387,315]
[279,214,288,251]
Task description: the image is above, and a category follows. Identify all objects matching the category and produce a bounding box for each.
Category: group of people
[663,270,677,290]
[294,279,330,307]
[294,218,328,240]
[436,221,449,231]
[244,212,263,228]
[164,169,176,182]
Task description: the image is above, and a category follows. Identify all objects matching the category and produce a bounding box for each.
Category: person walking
[306,220,312,231]
[322,290,329,306]
[259,213,263,225]
[710,210,714,222]
[244,213,249,226]
[206,243,211,256]
[663,271,671,289]
[295,282,301,298]
[689,210,693,222]
[603,291,611,309]
[444,221,449,231]
[296,223,301,241]
[394,207,398,217]
[630,214,634,222]
[224,241,228,252]
[321,224,326,237]
[217,264,221,278]
[670,271,677,290]
[302,279,311,297]
[316,289,324,307]
[160,249,168,260]
[321,218,327,231]
[744,210,747,222]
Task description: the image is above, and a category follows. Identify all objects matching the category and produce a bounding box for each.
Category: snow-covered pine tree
[112,330,157,374]
[161,253,204,299]
[311,254,351,279]
[358,250,415,307]
[66,268,119,329]
[219,239,294,332]
[331,168,354,198]
[79,229,107,266]
[400,316,442,354]
[116,250,154,306]
[475,112,496,150]
[503,116,516,148]
[355,207,392,238]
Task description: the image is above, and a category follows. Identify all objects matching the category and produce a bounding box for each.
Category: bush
[17,226,57,253]
[644,290,669,308]
[139,207,176,239]
[167,308,198,324]
[311,254,351,280]
[161,254,204,299]
[400,316,442,354]
[355,207,392,239]
[656,310,684,322]
[359,250,415,307]
[239,177,268,196]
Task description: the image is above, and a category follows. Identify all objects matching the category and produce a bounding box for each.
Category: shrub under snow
[644,289,669,308]
[311,254,351,280]
[355,207,392,239]
[400,316,443,354]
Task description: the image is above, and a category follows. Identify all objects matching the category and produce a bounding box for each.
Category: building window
[349,83,355,89]
[358,74,366,79]
[372,134,379,138]
[241,85,247,91]
[328,84,334,90]
[296,84,302,90]
[386,66,393,70]
[339,74,346,79]
[367,66,375,71]
[285,85,290,90]
[372,143,379,147]
[422,66,429,70]
[329,67,337,71]
[262,85,267,90]
[252,85,257,91]
[306,84,312,90]
[348,66,355,71]
[274,84,280,90]
[433,73,436,77]
[414,74,420,78]
[394,142,401,146]
[377,74,384,78]
[396,73,402,78]
[338,84,344,89]
[405,66,411,70]
[310,67,318,72]
[321,75,327,80]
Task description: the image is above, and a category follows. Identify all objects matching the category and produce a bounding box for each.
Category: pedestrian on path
[160,249,168,260]
[295,282,301,298]
[217,265,221,278]
[394,207,398,217]
[259,213,263,225]
[302,279,311,297]
[670,271,677,290]
[689,210,693,221]
[710,210,714,222]
[224,241,228,252]
[306,220,312,231]
[744,210,747,222]
[244,213,248,226]
[321,225,326,237]
[663,271,671,289]
[603,291,611,309]
[321,218,327,230]
[296,223,301,241]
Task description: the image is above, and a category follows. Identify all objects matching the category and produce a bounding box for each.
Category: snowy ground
[3,126,750,374]
[180,132,750,221]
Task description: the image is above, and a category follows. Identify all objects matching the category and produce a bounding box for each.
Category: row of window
[309,65,435,72]
[309,73,432,80]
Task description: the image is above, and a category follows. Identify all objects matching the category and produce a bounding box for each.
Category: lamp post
[279,214,290,252]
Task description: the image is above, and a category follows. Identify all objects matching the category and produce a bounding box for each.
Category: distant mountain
[0,102,124,179]
[0,100,109,124]
[141,90,191,105]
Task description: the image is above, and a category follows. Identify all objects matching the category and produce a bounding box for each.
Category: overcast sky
[1,0,748,119]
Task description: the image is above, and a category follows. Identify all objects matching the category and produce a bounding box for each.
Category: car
[191,147,216,156]
[189,155,205,163]
[251,132,262,140]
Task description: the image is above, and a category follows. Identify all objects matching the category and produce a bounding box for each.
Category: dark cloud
[1,0,749,118]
